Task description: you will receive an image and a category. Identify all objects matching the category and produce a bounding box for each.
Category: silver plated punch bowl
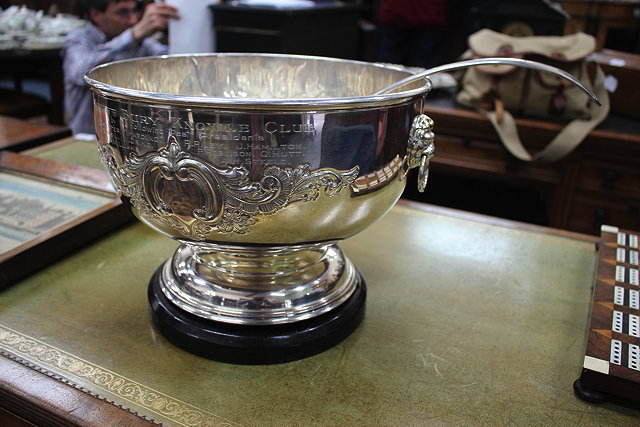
[85,53,436,363]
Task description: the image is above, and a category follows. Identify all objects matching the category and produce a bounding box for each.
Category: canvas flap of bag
[456,28,598,122]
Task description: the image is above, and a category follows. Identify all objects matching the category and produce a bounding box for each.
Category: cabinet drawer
[576,157,640,198]
[567,191,640,234]
[431,135,561,185]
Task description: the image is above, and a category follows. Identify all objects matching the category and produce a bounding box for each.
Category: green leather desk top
[22,135,104,170]
[1,138,639,425]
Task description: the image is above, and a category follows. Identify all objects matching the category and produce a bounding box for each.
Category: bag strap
[480,65,610,163]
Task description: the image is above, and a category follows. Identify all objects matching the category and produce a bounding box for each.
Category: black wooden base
[148,266,366,364]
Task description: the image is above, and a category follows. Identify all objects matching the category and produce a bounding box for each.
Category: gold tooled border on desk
[0,324,242,427]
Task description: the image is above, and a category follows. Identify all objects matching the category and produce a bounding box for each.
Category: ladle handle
[375,57,601,106]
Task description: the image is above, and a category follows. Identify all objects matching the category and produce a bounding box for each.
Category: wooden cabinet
[210,3,362,60]
[409,96,640,235]
[564,138,640,232]
[559,0,640,51]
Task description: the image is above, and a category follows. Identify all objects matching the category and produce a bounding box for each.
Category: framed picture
[0,151,131,287]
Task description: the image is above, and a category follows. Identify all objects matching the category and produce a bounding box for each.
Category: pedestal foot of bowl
[148,266,366,364]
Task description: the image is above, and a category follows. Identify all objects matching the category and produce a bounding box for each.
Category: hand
[132,3,180,42]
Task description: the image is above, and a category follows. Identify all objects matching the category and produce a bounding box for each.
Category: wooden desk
[412,90,640,235]
[1,199,639,425]
[0,114,70,151]
[0,356,152,426]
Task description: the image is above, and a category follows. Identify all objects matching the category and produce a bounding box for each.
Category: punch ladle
[374,57,601,105]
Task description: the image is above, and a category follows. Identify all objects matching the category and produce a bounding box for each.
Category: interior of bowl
[85,53,427,101]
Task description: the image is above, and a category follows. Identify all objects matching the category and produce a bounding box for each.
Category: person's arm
[132,3,180,43]
[63,27,142,88]
[64,4,179,87]
[138,35,170,58]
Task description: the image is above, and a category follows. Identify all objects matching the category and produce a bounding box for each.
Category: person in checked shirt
[63,0,180,135]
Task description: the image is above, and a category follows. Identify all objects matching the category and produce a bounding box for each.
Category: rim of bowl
[84,52,431,109]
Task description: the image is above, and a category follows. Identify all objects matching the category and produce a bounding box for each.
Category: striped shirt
[63,23,167,135]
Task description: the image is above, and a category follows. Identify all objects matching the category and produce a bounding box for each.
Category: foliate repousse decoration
[99,135,359,239]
